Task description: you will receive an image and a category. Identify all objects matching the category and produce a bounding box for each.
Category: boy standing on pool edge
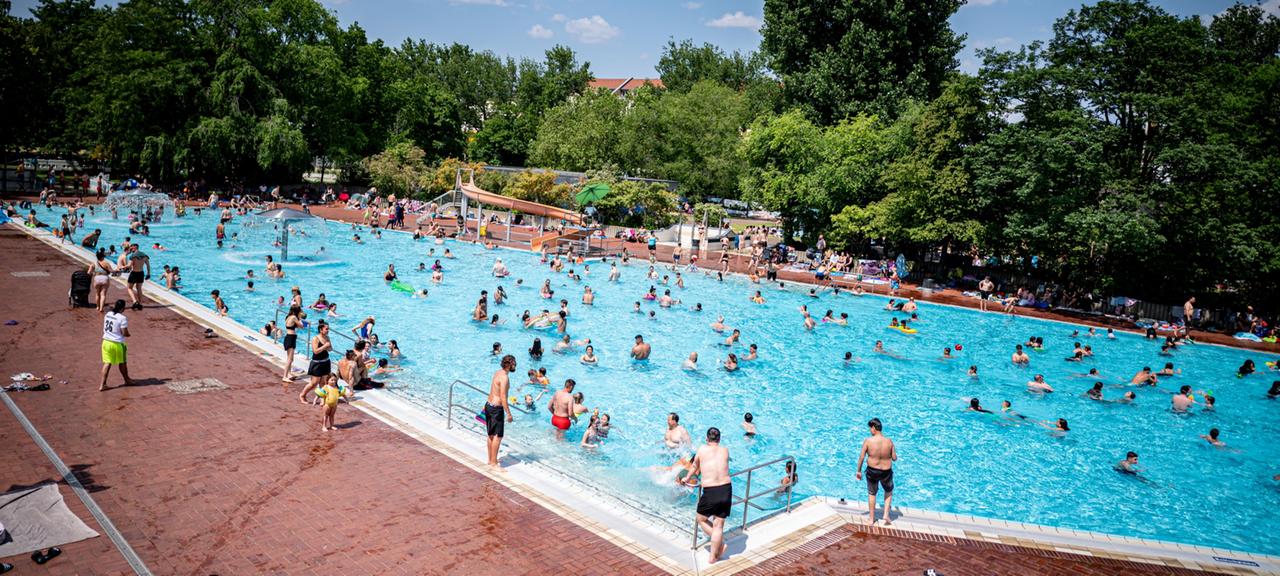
[855,417,897,525]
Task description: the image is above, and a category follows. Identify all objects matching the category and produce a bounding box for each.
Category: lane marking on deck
[0,390,153,576]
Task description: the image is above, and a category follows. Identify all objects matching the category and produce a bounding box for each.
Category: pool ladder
[691,454,797,550]
[445,379,536,429]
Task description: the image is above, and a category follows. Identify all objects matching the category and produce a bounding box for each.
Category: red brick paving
[0,223,1242,576]
[745,525,1223,576]
[0,227,655,576]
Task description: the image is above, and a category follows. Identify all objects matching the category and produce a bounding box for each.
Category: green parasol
[575,183,611,206]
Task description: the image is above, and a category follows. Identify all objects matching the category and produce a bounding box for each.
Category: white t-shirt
[103,312,128,343]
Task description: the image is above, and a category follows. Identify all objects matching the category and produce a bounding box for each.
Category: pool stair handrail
[691,454,797,549]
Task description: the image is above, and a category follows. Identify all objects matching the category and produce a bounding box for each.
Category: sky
[10,0,1279,76]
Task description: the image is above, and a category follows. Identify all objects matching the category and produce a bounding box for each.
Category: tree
[528,90,627,171]
[364,142,429,196]
[737,109,823,242]
[761,0,964,123]
[507,170,570,206]
[655,39,771,93]
[594,180,679,229]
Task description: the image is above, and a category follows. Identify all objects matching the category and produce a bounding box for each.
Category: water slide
[458,183,584,226]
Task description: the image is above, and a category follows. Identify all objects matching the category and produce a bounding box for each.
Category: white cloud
[639,52,650,60]
[707,11,761,30]
[565,15,619,44]
[450,0,510,5]
[962,0,1003,7]
[551,13,566,22]
[683,2,702,9]
[528,24,553,39]
[1265,0,1280,17]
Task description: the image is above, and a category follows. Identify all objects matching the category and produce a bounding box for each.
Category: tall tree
[760,0,964,123]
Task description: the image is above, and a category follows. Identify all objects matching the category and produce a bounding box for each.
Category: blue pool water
[38,205,1280,554]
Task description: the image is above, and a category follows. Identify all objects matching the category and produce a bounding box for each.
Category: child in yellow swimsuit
[317,374,344,431]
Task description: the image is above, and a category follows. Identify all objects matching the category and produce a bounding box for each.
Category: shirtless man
[547,379,576,440]
[1171,385,1195,412]
[855,418,898,525]
[484,355,516,469]
[125,244,150,310]
[1011,344,1030,365]
[664,412,691,449]
[977,276,995,311]
[684,428,731,564]
[1183,297,1196,327]
[631,334,651,360]
[1131,366,1158,386]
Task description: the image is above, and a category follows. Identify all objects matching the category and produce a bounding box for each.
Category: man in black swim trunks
[124,244,150,310]
[685,427,731,563]
[484,355,516,470]
[855,417,897,525]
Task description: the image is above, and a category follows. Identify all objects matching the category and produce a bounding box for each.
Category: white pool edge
[12,221,1279,576]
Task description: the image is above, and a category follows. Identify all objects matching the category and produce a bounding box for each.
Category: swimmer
[582,286,594,305]
[529,338,544,360]
[723,329,740,347]
[210,289,229,316]
[682,352,699,371]
[723,353,739,372]
[1071,368,1102,379]
[664,412,692,449]
[1117,391,1137,403]
[967,398,993,413]
[1268,381,1280,399]
[967,365,978,377]
[777,460,798,495]
[608,263,620,282]
[743,344,758,361]
[633,302,642,314]
[1026,374,1054,393]
[492,342,503,356]
[1131,367,1158,386]
[750,291,765,304]
[1114,452,1142,475]
[547,379,576,440]
[1000,400,1027,420]
[1085,381,1105,400]
[1200,428,1225,447]
[580,345,598,365]
[1171,385,1195,412]
[803,312,816,330]
[473,291,489,321]
[384,264,397,282]
[941,347,953,360]
[553,334,574,353]
[873,340,904,360]
[659,289,680,307]
[631,335,651,360]
[1107,328,1116,339]
[1157,362,1179,376]
[843,351,860,365]
[1039,418,1070,435]
[1011,345,1030,365]
[742,413,757,437]
[710,316,728,332]
[372,358,402,377]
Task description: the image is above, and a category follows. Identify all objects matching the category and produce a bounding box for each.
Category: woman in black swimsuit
[299,321,331,404]
[281,305,302,385]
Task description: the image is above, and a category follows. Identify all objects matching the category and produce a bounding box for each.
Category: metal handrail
[446,379,491,429]
[691,454,796,549]
[445,378,537,430]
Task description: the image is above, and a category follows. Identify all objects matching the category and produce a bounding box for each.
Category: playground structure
[419,169,612,256]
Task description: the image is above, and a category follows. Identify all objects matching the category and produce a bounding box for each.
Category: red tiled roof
[588,77,665,92]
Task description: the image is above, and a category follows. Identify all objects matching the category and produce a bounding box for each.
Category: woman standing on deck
[300,321,332,404]
[88,248,116,312]
[281,305,303,386]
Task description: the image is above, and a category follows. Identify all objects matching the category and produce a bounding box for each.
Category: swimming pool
[39,204,1280,555]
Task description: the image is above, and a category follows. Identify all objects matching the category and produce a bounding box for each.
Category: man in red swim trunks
[547,379,576,440]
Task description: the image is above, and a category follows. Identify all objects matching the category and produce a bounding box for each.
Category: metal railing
[690,454,797,549]
[446,379,490,429]
[445,378,537,430]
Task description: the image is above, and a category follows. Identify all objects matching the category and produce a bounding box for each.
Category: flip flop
[3,320,16,325]
[32,546,61,564]
[1,562,13,574]
[30,383,50,391]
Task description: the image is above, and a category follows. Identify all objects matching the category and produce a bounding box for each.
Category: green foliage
[594,180,679,229]
[656,39,773,95]
[507,170,570,206]
[761,0,965,123]
[364,142,429,197]
[692,203,728,225]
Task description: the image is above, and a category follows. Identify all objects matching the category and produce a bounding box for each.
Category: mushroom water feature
[233,207,339,266]
[99,188,177,222]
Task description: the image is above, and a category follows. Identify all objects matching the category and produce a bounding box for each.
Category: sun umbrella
[575,183,611,206]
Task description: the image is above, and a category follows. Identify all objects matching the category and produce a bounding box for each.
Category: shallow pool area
[41,204,1280,556]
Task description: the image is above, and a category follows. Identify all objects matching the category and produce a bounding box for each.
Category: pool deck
[0,222,1269,576]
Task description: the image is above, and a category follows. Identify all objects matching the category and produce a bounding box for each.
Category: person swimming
[967,398,993,413]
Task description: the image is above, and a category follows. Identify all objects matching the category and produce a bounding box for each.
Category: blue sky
[11,0,1278,76]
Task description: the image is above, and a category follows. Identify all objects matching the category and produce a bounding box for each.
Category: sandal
[32,546,61,565]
